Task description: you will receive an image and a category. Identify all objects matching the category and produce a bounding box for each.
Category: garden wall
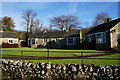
[1,59,120,80]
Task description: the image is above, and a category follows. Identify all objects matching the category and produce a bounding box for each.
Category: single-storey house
[28,30,81,49]
[0,30,19,48]
[85,18,120,50]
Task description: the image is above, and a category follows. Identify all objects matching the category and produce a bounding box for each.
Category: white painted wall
[0,38,19,45]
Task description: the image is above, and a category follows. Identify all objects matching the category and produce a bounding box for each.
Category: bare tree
[84,21,89,28]
[50,15,81,31]
[32,19,43,32]
[22,9,37,33]
[92,12,111,26]
[21,9,38,46]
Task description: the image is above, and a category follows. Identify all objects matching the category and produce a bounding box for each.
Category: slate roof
[0,31,19,38]
[29,30,80,38]
[86,18,120,35]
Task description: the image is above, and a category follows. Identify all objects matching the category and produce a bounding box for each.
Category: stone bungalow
[0,31,19,48]
[28,30,81,49]
[85,18,120,50]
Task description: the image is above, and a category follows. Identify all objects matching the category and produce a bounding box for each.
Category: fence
[1,49,120,65]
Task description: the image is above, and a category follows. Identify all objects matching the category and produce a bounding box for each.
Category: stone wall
[1,59,120,80]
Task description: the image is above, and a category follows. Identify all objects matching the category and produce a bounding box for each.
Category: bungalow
[28,30,80,49]
[85,18,120,50]
[0,30,19,48]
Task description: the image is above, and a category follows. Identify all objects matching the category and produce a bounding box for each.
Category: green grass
[1,47,105,57]
[90,53,120,59]
[27,59,120,66]
[1,47,120,65]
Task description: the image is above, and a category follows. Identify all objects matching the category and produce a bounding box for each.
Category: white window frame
[55,38,60,43]
[43,38,48,43]
[8,39,14,44]
[31,38,38,45]
[0,38,2,45]
[35,38,38,45]
[96,32,106,44]
[66,37,75,45]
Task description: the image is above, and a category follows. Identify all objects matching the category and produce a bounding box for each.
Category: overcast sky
[2,2,119,31]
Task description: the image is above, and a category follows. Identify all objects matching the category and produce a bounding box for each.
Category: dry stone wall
[1,59,120,80]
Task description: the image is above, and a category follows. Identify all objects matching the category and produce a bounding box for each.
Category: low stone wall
[1,59,120,80]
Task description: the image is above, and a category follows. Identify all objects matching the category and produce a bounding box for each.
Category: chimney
[106,18,112,22]
[66,29,69,32]
[0,28,3,33]
[43,29,47,33]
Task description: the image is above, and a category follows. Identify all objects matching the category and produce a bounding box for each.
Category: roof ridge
[86,18,120,35]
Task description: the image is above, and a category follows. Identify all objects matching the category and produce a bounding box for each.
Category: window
[96,32,106,43]
[44,39,48,43]
[36,39,38,44]
[55,38,60,43]
[102,33,106,43]
[96,33,102,43]
[87,35,92,42]
[118,34,120,39]
[31,39,35,45]
[8,40,14,44]
[31,38,38,45]
[67,37,75,45]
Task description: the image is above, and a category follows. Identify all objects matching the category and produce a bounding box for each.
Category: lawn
[28,59,120,66]
[2,47,106,57]
[90,53,120,59]
[1,47,120,65]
